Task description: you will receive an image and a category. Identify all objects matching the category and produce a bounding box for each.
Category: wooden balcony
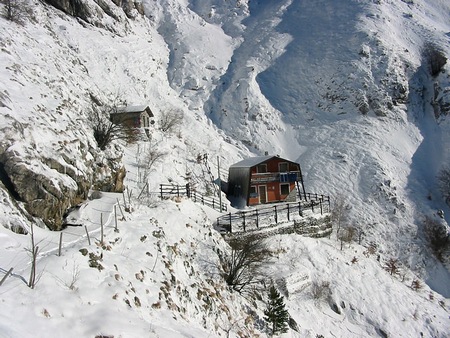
[250,171,300,184]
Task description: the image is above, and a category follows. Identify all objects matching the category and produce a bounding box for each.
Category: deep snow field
[1,0,450,337]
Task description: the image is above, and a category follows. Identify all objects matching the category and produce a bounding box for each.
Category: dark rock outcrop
[0,138,125,231]
[44,0,95,22]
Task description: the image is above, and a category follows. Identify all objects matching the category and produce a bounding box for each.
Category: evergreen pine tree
[264,285,289,336]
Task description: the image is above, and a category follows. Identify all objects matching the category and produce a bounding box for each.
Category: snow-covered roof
[115,105,152,115]
[230,155,277,168]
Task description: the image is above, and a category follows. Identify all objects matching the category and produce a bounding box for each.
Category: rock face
[44,0,144,23]
[433,82,450,118]
[44,0,94,21]
[0,138,124,231]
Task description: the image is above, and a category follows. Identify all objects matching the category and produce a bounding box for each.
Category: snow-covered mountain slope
[151,0,450,294]
[0,0,449,336]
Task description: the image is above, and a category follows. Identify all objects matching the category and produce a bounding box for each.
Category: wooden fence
[159,184,227,212]
[217,194,330,233]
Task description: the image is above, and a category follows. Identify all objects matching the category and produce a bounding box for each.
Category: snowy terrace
[216,194,331,237]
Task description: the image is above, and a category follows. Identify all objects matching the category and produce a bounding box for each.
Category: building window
[279,162,288,172]
[249,186,258,198]
[257,164,267,173]
[280,183,290,195]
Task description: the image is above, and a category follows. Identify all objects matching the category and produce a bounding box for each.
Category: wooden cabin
[227,155,306,207]
[110,105,154,129]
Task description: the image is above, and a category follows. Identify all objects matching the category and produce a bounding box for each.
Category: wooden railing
[216,193,330,233]
[250,171,300,184]
[159,184,227,212]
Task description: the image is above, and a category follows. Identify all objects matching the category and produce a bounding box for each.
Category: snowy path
[0,192,120,277]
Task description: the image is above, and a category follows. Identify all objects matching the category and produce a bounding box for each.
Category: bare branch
[1,0,30,25]
[221,235,271,293]
[158,109,183,133]
[88,95,142,150]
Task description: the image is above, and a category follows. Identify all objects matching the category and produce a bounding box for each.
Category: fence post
[287,204,290,221]
[274,205,278,224]
[256,209,259,228]
[229,212,232,233]
[177,185,180,197]
[213,198,215,210]
[186,183,190,198]
[311,201,314,213]
[58,232,63,256]
[85,226,91,246]
[160,185,163,199]
[320,200,323,215]
[298,202,302,217]
[100,213,104,244]
[0,268,13,286]
[116,198,126,220]
[114,205,118,232]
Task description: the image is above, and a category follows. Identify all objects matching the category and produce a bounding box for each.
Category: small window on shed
[280,183,290,195]
[257,164,267,173]
[279,162,288,172]
[249,186,258,198]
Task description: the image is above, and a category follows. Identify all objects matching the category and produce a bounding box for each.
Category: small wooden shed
[227,155,306,207]
[110,105,154,129]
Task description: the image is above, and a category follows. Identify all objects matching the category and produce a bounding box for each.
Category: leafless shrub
[138,137,167,183]
[66,264,80,290]
[53,264,80,290]
[26,223,42,289]
[437,166,450,205]
[383,257,400,276]
[221,235,271,293]
[410,279,422,291]
[159,109,183,133]
[364,242,377,257]
[1,0,30,25]
[338,226,355,250]
[311,280,331,300]
[88,95,141,150]
[422,42,447,77]
[331,194,350,240]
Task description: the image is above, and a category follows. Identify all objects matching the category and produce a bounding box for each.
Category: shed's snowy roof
[230,155,276,168]
[116,105,151,114]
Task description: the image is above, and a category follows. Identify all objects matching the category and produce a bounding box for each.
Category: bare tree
[331,194,350,240]
[337,226,355,250]
[88,96,141,150]
[138,137,167,183]
[1,0,29,24]
[158,109,183,133]
[27,223,41,289]
[311,280,331,300]
[221,235,271,293]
